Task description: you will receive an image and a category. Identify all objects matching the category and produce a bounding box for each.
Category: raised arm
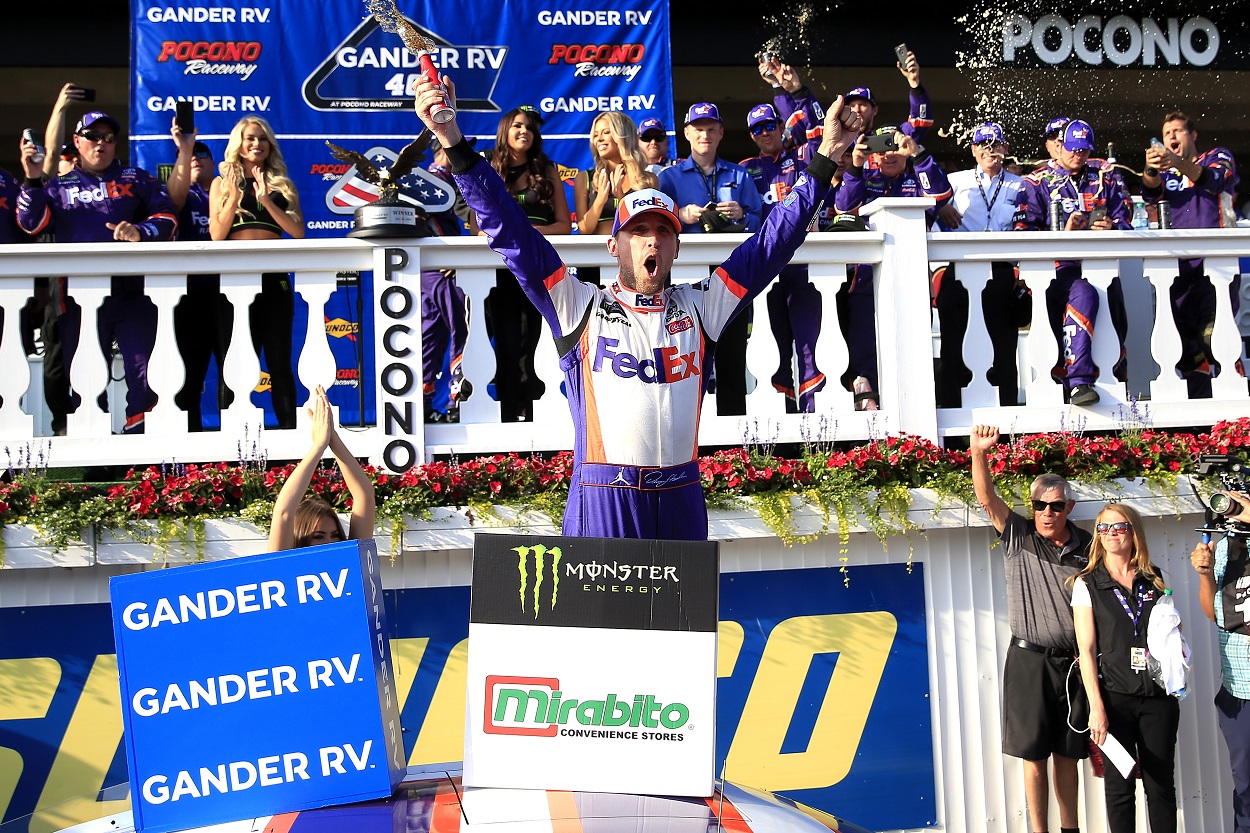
[327,416,375,541]
[970,424,1012,533]
[166,119,197,212]
[268,389,333,552]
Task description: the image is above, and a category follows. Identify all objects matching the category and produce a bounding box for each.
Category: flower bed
[2,418,1246,563]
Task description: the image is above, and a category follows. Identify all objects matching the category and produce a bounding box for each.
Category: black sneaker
[1070,384,1100,406]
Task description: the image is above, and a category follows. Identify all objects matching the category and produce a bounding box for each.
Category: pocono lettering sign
[464,534,718,796]
[110,539,404,833]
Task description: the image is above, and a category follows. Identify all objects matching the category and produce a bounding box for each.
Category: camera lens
[1210,493,1233,515]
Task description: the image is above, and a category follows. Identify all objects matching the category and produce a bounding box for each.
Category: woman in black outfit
[1071,503,1179,833]
[209,115,304,429]
[473,107,570,422]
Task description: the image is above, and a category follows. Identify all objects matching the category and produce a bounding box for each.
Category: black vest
[1087,564,1165,697]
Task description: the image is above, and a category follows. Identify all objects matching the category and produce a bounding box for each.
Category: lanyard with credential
[975,172,1005,231]
[698,164,720,205]
[1111,582,1150,636]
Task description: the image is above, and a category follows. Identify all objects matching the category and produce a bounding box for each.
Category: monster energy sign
[465,534,718,795]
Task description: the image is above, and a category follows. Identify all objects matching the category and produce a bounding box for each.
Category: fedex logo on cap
[625,194,670,212]
[1069,126,1089,140]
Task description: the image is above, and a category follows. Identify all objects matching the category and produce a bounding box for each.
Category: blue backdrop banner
[129,0,674,238]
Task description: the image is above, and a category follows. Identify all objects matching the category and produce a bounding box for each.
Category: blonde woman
[1071,503,1178,833]
[208,116,304,428]
[574,111,658,235]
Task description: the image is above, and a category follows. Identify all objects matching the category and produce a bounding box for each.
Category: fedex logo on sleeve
[593,337,698,382]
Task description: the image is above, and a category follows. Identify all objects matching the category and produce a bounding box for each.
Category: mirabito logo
[514,544,562,617]
[483,674,690,736]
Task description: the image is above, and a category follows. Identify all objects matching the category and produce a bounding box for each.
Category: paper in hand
[1098,732,1137,779]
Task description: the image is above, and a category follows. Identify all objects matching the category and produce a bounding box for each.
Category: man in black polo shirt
[972,424,1092,833]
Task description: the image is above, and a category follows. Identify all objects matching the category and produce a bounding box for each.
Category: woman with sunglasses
[209,116,304,429]
[1071,503,1179,833]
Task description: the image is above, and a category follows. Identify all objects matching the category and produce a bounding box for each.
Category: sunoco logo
[484,674,689,736]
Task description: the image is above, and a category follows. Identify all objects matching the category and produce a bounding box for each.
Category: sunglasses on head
[750,121,779,136]
[1031,499,1068,513]
[1095,521,1132,535]
[78,130,116,143]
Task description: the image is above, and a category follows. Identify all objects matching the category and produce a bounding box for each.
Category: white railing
[1,199,1247,471]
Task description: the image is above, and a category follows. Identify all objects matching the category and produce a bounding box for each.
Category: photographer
[1190,490,1250,833]
[658,102,762,416]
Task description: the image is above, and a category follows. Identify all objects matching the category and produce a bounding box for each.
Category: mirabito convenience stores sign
[463,534,718,797]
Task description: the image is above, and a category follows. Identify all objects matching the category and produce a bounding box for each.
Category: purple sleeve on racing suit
[899,85,934,141]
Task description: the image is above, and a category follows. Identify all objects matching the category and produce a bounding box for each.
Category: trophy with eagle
[325,132,437,238]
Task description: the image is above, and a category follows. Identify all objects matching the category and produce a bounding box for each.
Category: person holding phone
[166,112,233,432]
[1016,119,1133,407]
[209,115,304,429]
[1141,111,1239,399]
[17,110,178,435]
[658,102,763,416]
[834,125,951,410]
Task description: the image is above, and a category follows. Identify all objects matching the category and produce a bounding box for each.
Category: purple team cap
[971,122,1006,145]
[1061,119,1095,152]
[747,103,780,128]
[684,102,721,124]
[1044,116,1070,137]
[845,87,876,106]
[611,188,682,236]
[638,117,666,138]
[75,111,121,134]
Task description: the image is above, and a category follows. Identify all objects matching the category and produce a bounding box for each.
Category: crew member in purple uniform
[835,125,951,409]
[740,103,825,412]
[167,122,233,431]
[413,73,861,540]
[17,111,177,434]
[0,161,33,407]
[1016,119,1133,407]
[1141,111,1239,398]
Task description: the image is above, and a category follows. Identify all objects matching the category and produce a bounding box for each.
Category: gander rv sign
[1003,14,1219,67]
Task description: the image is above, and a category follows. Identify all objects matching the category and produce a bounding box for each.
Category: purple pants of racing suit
[766,263,824,411]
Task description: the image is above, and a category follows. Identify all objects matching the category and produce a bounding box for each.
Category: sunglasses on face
[640,134,667,143]
[78,130,116,143]
[193,152,212,160]
[1095,521,1132,535]
[1031,499,1068,513]
[750,121,779,136]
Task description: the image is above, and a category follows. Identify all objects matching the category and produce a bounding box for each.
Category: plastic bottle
[1131,197,1149,230]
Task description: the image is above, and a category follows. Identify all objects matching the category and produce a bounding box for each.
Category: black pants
[935,261,1027,407]
[1102,689,1179,833]
[249,273,296,430]
[485,271,544,422]
[175,275,234,431]
[714,310,750,416]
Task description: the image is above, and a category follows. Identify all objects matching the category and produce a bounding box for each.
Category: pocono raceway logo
[513,544,680,617]
[484,675,689,741]
[323,146,455,215]
[1002,14,1219,67]
[303,16,505,112]
[157,40,262,81]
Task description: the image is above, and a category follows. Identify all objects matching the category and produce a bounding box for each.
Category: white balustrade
[1,211,1247,471]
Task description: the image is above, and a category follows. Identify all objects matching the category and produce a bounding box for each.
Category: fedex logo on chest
[592,336,699,383]
[64,181,135,206]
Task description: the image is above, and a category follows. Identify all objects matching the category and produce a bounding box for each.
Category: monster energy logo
[515,544,563,617]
